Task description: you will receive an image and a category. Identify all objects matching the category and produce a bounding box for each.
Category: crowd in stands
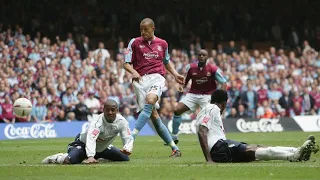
[0,1,320,123]
[0,25,320,123]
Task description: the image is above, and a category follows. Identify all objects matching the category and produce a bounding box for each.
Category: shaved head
[104,99,118,109]
[104,99,118,122]
[140,18,155,41]
[140,18,155,27]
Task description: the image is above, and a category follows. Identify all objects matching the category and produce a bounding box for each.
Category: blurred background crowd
[0,0,320,123]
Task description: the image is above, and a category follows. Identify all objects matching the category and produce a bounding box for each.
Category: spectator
[0,95,15,123]
[227,108,238,118]
[31,97,47,122]
[74,94,89,121]
[122,107,135,122]
[78,36,91,59]
[84,91,100,114]
[301,87,315,115]
[62,87,79,113]
[279,90,292,116]
[237,104,249,118]
[94,42,110,61]
[66,112,76,122]
[290,102,305,116]
[256,100,276,119]
[240,83,258,116]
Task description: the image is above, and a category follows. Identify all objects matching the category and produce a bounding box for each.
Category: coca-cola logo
[143,52,159,59]
[236,118,284,133]
[4,124,57,139]
[167,120,197,134]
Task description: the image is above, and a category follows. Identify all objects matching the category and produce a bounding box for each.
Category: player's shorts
[180,93,211,113]
[210,139,252,163]
[66,134,129,164]
[132,73,165,112]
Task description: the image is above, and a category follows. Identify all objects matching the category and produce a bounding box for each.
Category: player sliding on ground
[41,99,133,164]
[171,49,227,144]
[123,18,184,157]
[196,89,319,163]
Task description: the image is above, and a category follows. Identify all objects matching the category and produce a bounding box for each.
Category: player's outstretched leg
[254,139,313,162]
[151,111,181,157]
[171,102,190,145]
[97,145,130,161]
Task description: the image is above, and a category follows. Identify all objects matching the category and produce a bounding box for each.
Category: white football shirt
[79,113,131,157]
[195,104,226,150]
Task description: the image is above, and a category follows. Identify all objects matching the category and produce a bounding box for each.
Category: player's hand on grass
[84,157,98,164]
[174,74,185,85]
[132,72,141,82]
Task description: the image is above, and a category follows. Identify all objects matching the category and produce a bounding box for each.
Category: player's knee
[145,94,158,105]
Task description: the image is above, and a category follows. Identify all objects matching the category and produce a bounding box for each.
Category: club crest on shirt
[157,45,163,51]
[139,45,145,49]
[207,72,211,77]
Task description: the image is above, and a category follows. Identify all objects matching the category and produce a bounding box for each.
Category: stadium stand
[0,0,320,123]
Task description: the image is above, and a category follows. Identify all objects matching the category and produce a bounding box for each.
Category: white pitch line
[0,163,319,168]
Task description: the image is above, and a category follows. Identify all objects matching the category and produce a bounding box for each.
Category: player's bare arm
[198,125,213,163]
[165,61,185,85]
[123,63,141,82]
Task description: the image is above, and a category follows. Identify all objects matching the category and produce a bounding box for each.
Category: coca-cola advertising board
[164,117,303,134]
[0,120,156,140]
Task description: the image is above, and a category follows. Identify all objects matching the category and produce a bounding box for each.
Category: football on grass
[13,98,33,117]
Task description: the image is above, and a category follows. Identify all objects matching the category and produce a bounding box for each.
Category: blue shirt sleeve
[125,38,135,63]
[185,64,191,73]
[214,68,227,83]
[162,47,170,64]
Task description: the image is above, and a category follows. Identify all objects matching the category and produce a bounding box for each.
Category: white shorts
[180,93,211,113]
[132,74,165,112]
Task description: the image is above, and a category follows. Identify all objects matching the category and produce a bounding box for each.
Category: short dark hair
[210,89,228,104]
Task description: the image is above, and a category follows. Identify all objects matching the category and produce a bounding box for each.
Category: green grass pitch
[0,132,320,180]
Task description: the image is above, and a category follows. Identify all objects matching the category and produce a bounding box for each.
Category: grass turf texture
[0,132,319,180]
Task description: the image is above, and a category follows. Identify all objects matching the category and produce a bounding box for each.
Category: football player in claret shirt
[123,18,184,157]
[171,49,227,144]
[41,99,132,164]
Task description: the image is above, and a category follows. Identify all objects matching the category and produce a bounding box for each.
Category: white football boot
[291,140,313,162]
[41,153,65,164]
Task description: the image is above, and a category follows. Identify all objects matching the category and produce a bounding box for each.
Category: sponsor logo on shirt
[202,116,210,124]
[196,77,208,84]
[143,51,159,59]
[139,45,145,49]
[91,128,100,137]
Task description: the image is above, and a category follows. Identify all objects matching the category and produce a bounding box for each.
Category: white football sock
[255,147,294,161]
[275,146,298,153]
[57,153,68,164]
